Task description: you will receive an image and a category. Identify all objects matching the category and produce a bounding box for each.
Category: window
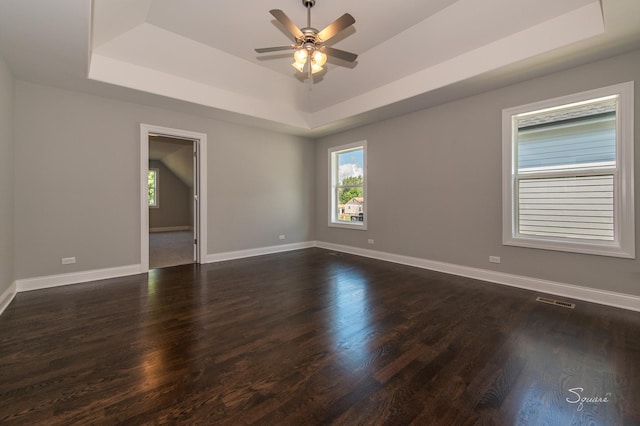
[329,142,367,229]
[148,168,159,207]
[502,82,634,258]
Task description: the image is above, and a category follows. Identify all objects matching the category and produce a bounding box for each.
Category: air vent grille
[536,296,575,309]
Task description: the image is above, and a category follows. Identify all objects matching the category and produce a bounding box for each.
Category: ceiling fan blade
[317,13,355,42]
[269,9,304,40]
[323,46,358,62]
[255,46,294,53]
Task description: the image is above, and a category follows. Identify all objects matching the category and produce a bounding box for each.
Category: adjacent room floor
[0,248,638,424]
[149,230,194,269]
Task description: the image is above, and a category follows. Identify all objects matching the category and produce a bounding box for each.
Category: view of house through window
[502,82,634,258]
[515,98,616,241]
[329,142,366,228]
[148,168,158,207]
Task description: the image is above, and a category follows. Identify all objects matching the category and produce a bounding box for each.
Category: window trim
[502,82,634,258]
[328,141,368,230]
[148,168,159,208]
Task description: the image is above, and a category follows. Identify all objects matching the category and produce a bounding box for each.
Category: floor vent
[536,296,575,309]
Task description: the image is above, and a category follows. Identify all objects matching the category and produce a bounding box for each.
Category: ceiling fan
[255,0,358,79]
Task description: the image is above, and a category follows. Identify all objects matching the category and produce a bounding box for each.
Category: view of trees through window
[148,169,158,207]
[336,148,364,222]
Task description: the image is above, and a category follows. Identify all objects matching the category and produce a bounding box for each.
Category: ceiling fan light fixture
[310,63,323,74]
[312,50,327,67]
[294,49,308,65]
[255,0,357,79]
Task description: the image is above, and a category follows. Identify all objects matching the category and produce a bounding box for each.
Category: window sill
[503,235,635,259]
[329,221,368,231]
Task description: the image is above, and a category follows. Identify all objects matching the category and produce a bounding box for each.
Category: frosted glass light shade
[312,50,327,66]
[294,49,308,64]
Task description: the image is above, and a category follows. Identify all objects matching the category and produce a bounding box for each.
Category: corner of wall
[0,282,16,316]
[0,52,15,309]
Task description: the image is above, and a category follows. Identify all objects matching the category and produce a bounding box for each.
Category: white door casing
[140,124,208,272]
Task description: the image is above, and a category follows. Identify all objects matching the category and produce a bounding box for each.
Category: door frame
[140,123,208,272]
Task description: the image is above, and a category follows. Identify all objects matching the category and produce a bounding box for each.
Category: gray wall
[0,54,14,295]
[14,81,315,279]
[315,48,640,297]
[149,160,191,229]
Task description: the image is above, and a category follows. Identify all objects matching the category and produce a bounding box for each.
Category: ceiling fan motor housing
[301,28,319,47]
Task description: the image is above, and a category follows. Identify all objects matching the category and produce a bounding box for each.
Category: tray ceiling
[1,0,639,136]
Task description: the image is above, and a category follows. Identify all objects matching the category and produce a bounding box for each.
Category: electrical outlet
[489,256,501,264]
[367,239,374,245]
[61,257,76,265]
[278,235,286,240]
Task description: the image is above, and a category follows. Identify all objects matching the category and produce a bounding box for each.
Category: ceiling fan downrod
[301,0,317,78]
[303,0,315,28]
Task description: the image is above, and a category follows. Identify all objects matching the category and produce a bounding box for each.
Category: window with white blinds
[502,82,635,258]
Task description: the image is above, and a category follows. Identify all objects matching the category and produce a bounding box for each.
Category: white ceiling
[0,0,639,137]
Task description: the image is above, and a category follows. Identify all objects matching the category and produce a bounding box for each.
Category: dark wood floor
[0,248,638,425]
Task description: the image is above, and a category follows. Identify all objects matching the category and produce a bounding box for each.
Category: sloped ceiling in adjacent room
[0,0,639,136]
[149,136,194,188]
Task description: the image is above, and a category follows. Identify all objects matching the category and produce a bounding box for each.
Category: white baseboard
[16,264,142,292]
[0,282,17,316]
[206,241,316,263]
[150,226,191,233]
[5,242,638,313]
[316,241,640,312]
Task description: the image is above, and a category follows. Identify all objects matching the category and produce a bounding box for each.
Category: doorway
[148,136,194,268]
[140,124,208,272]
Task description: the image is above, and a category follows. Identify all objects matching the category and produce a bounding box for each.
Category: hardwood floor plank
[0,248,638,424]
